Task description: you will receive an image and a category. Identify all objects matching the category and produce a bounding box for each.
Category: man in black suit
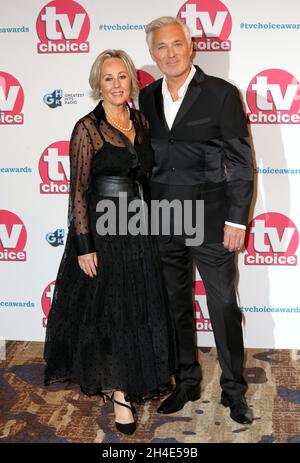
[139,17,254,424]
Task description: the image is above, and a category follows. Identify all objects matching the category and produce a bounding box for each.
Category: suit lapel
[154,81,170,132]
[171,66,205,129]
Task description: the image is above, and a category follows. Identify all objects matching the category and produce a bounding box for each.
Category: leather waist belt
[91,175,142,198]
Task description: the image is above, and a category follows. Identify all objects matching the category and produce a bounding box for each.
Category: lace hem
[44,375,175,404]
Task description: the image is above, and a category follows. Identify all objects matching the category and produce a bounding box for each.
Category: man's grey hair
[145,16,192,49]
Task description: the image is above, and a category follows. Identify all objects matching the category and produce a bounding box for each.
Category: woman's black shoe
[111,394,137,435]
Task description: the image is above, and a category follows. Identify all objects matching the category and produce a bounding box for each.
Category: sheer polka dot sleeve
[69,120,95,256]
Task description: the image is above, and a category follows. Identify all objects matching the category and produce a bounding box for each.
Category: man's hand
[78,252,98,278]
[223,224,245,252]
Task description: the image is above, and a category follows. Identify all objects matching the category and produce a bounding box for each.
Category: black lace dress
[43,101,177,402]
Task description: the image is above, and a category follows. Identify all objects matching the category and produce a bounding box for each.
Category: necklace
[104,104,133,132]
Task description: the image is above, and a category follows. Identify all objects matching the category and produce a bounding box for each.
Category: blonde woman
[44,50,177,435]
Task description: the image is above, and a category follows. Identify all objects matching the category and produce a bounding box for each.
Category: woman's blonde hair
[89,49,139,100]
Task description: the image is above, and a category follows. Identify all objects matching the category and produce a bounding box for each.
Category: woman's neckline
[100,100,136,146]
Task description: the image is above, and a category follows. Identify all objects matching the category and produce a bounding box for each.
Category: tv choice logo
[0,72,24,125]
[0,210,27,262]
[177,0,232,52]
[46,229,65,247]
[245,213,299,266]
[36,0,90,54]
[194,279,212,332]
[247,69,300,124]
[41,280,55,327]
[39,141,70,194]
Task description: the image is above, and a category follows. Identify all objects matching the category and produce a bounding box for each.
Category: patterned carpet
[1,342,300,443]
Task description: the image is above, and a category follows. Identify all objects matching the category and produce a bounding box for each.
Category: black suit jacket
[139,66,253,243]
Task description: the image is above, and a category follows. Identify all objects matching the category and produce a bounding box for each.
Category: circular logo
[41,280,56,318]
[39,141,70,194]
[0,71,24,124]
[247,69,300,124]
[245,212,299,266]
[177,0,232,52]
[0,210,27,261]
[36,0,90,53]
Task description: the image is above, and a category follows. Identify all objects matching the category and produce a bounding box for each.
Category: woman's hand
[78,252,98,278]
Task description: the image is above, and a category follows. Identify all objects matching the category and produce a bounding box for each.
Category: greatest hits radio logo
[0,210,27,262]
[0,72,24,125]
[245,213,299,266]
[41,280,55,327]
[177,0,232,52]
[36,0,90,54]
[39,141,70,194]
[247,69,300,124]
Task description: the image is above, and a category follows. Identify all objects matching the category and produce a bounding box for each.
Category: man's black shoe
[157,385,200,414]
[221,392,253,425]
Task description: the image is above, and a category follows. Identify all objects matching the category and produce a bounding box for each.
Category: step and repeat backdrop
[1,0,300,348]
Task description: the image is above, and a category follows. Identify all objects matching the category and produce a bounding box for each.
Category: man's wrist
[225,221,246,230]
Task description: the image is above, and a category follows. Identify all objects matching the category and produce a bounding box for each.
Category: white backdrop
[1,0,300,348]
